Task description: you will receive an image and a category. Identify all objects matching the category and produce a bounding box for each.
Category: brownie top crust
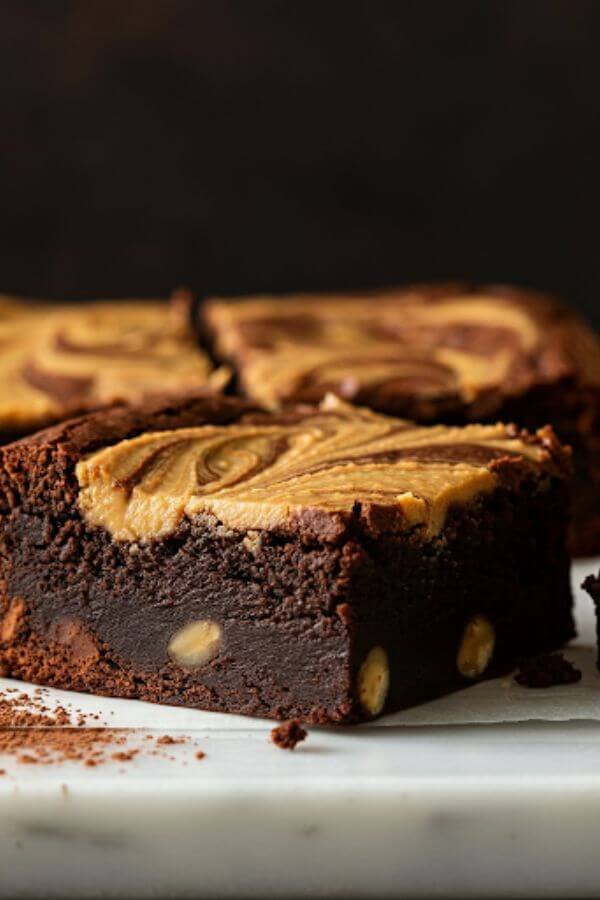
[202,283,600,415]
[74,394,569,543]
[0,293,219,433]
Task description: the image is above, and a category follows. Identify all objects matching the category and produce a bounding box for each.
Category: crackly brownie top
[0,293,218,431]
[75,395,568,543]
[203,284,600,414]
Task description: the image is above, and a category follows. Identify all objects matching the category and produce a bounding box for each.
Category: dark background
[0,0,599,325]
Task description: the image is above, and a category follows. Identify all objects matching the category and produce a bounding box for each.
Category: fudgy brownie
[202,283,600,555]
[0,292,221,443]
[0,394,574,724]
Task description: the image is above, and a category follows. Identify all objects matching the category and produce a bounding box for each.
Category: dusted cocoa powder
[0,687,207,769]
[0,687,130,767]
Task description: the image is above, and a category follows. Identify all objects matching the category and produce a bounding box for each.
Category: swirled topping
[204,286,600,413]
[76,395,553,542]
[0,295,217,431]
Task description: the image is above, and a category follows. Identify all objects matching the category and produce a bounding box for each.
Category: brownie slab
[0,291,220,442]
[202,283,600,555]
[0,395,574,723]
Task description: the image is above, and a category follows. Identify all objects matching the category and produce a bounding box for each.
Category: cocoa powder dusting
[2,726,128,766]
[0,689,70,728]
[0,689,206,769]
[0,688,129,767]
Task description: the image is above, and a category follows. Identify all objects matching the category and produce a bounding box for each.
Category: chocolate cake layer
[0,292,222,441]
[0,396,574,723]
[202,283,600,555]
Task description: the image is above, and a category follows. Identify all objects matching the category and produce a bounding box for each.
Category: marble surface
[0,558,598,898]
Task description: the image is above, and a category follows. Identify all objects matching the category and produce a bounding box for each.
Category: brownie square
[202,283,600,555]
[0,291,220,443]
[0,395,574,723]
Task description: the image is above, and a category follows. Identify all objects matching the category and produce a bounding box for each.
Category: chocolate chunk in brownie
[271,719,307,750]
[201,283,600,555]
[0,291,223,442]
[0,394,575,724]
[514,652,582,688]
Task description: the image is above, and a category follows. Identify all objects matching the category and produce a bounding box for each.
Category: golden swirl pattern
[204,287,600,411]
[0,295,217,431]
[76,396,548,542]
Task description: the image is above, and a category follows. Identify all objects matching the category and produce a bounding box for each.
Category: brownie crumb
[18,753,39,765]
[196,751,206,760]
[156,735,186,746]
[271,719,307,750]
[515,653,582,688]
[111,749,139,763]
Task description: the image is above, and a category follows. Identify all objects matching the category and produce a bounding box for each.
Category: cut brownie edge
[0,486,574,724]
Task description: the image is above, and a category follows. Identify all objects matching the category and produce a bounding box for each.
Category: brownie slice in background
[0,291,222,444]
[202,282,600,555]
[0,394,574,724]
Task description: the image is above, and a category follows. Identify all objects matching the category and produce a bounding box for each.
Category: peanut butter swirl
[76,396,550,542]
[0,295,217,431]
[204,286,600,412]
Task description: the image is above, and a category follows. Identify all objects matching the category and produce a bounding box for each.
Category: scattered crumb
[111,749,139,763]
[515,652,582,689]
[18,753,41,765]
[271,719,307,750]
[156,735,187,746]
[0,689,207,769]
